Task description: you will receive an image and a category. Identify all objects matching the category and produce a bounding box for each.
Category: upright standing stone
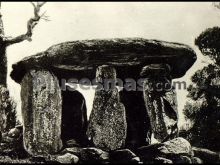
[21,69,62,156]
[142,64,178,143]
[87,65,127,151]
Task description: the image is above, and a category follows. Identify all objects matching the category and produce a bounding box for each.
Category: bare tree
[0,2,47,87]
[212,2,220,10]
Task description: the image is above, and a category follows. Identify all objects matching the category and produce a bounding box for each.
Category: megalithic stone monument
[87,65,127,151]
[10,38,197,155]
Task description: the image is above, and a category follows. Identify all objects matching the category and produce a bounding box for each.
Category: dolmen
[10,38,196,156]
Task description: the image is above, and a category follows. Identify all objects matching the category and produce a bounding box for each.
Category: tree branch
[5,2,47,46]
[213,2,220,10]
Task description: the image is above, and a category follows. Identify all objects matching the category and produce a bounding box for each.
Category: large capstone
[21,69,63,156]
[87,65,127,151]
[10,38,197,84]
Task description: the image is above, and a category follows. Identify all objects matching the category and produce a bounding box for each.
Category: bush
[0,85,16,133]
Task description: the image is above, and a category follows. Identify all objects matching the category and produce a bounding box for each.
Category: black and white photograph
[0,1,219,164]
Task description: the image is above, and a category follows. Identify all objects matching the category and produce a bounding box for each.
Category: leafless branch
[213,2,220,10]
[5,2,47,46]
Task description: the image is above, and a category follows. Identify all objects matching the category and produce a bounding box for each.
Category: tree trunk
[0,6,7,87]
[0,44,7,87]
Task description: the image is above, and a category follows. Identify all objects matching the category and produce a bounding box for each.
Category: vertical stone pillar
[21,69,63,156]
[141,64,178,143]
[87,65,127,151]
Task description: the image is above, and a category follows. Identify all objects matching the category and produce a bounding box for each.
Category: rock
[87,65,127,151]
[137,138,192,161]
[137,143,164,161]
[131,157,141,163]
[119,90,151,149]
[142,64,178,143]
[154,157,173,163]
[61,90,88,147]
[191,157,203,164]
[110,149,140,163]
[192,147,220,163]
[174,155,192,163]
[11,38,197,84]
[8,127,22,139]
[0,156,33,163]
[80,147,109,163]
[111,149,136,160]
[60,147,82,157]
[29,156,47,163]
[0,85,16,133]
[52,153,79,164]
[159,138,192,156]
[21,69,63,156]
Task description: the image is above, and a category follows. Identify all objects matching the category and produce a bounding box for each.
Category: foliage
[195,27,220,64]
[0,85,16,133]
[183,27,220,151]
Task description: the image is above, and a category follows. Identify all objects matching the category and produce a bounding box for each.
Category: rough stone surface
[87,65,127,151]
[174,155,192,163]
[137,143,165,161]
[10,38,197,84]
[80,147,110,163]
[159,138,192,156]
[53,153,79,164]
[143,87,178,142]
[163,89,179,138]
[154,157,173,163]
[140,64,171,77]
[191,157,203,164]
[7,127,22,139]
[137,138,192,162]
[192,147,220,163]
[21,69,63,156]
[0,85,16,133]
[60,147,82,157]
[0,156,33,164]
[110,149,140,163]
[143,64,178,142]
[131,157,141,163]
